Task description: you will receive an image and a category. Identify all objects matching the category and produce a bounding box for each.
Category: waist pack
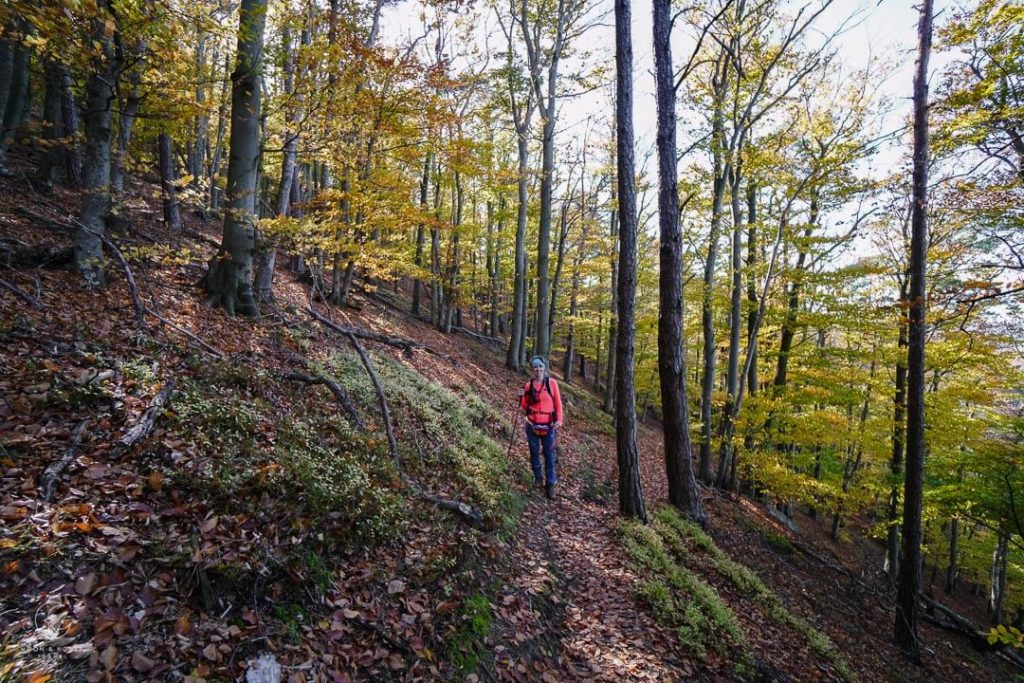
[531,422,552,437]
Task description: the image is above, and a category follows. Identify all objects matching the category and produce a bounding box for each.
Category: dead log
[42,420,89,502]
[343,331,483,526]
[452,325,503,346]
[920,593,1024,670]
[111,381,175,458]
[282,371,363,430]
[307,306,442,358]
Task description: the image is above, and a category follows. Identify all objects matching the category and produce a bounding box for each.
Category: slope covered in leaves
[0,162,1018,682]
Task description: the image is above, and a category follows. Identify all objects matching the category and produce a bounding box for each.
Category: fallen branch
[111,381,175,458]
[307,306,440,357]
[42,420,89,502]
[0,275,43,308]
[144,306,225,358]
[344,331,483,526]
[452,325,503,345]
[345,331,400,469]
[15,206,146,326]
[281,371,363,430]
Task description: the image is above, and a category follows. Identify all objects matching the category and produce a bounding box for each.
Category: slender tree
[894,0,933,658]
[653,0,706,524]
[614,0,646,522]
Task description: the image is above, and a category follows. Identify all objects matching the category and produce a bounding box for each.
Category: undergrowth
[652,507,855,682]
[619,520,754,677]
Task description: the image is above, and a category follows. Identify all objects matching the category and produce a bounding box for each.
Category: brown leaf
[75,572,97,595]
[131,652,155,673]
[99,644,117,670]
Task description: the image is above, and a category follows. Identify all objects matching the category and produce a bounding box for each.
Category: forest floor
[0,156,1019,683]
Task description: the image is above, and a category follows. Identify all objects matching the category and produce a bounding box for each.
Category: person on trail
[519,356,563,499]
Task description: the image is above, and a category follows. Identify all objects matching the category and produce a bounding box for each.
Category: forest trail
[0,161,1017,682]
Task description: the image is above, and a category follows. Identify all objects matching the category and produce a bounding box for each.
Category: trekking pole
[503,405,520,458]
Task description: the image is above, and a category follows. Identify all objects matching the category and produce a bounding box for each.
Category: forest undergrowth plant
[619,520,754,677]
[653,507,855,681]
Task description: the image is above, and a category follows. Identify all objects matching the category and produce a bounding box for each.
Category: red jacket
[520,377,563,426]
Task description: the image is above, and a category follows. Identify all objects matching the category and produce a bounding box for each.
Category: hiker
[519,356,563,499]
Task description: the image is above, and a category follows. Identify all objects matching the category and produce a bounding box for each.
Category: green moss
[446,592,494,674]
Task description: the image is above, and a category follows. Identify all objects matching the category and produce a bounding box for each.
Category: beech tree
[205,0,268,315]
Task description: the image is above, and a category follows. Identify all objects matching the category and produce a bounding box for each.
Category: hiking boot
[545,483,554,500]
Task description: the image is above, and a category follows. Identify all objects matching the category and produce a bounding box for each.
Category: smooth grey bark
[772,200,817,390]
[34,60,64,192]
[412,151,430,317]
[886,291,909,583]
[745,182,758,396]
[547,192,572,335]
[515,0,580,360]
[604,182,619,414]
[0,37,13,126]
[715,163,745,489]
[945,516,959,594]
[504,38,535,370]
[989,532,1009,624]
[489,195,504,336]
[507,111,532,369]
[190,30,209,185]
[895,0,932,658]
[208,51,230,211]
[699,52,730,482]
[158,132,182,232]
[614,0,646,522]
[112,38,146,198]
[74,3,119,286]
[654,0,706,524]
[0,25,29,173]
[205,0,267,316]
[58,67,83,188]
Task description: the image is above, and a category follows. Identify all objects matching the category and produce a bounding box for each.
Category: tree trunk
[715,163,745,488]
[74,5,118,286]
[945,516,959,594]
[0,22,29,173]
[112,42,145,198]
[614,0,646,522]
[989,532,1009,625]
[413,151,430,317]
[699,54,730,484]
[604,192,619,414]
[208,51,230,212]
[507,131,530,370]
[34,60,64,193]
[58,66,83,188]
[887,302,908,582]
[654,0,706,525]
[895,0,932,658]
[204,0,267,316]
[158,132,181,232]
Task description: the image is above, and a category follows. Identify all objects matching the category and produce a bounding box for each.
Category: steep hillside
[0,160,1018,682]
